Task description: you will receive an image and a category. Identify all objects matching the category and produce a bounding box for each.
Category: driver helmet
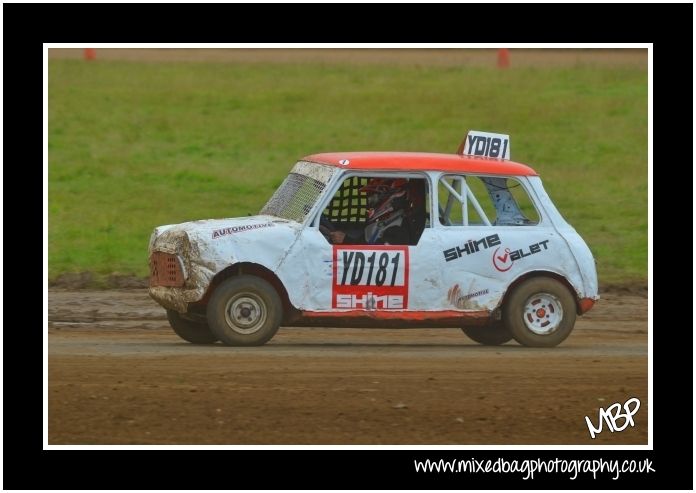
[360,178,409,223]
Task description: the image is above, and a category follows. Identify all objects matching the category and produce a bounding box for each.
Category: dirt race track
[48,289,648,445]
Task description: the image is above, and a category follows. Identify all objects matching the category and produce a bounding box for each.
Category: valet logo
[493,240,550,272]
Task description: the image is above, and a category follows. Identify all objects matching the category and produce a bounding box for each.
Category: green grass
[48,59,647,285]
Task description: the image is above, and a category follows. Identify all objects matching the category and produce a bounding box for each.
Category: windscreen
[260,161,337,223]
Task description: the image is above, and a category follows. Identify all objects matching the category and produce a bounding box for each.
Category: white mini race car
[148,131,598,347]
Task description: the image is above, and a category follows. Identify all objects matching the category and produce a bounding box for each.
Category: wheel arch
[195,262,296,322]
[499,270,584,315]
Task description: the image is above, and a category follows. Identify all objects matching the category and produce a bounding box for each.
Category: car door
[325,173,443,314]
[281,172,439,313]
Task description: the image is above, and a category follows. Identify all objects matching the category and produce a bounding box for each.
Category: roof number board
[462,130,511,160]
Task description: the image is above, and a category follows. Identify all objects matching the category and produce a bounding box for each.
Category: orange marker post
[497,48,509,68]
[84,48,96,61]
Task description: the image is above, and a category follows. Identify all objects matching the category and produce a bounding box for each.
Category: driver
[321,178,412,245]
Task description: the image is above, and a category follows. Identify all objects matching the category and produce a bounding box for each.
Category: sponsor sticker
[447,284,489,309]
[443,234,501,262]
[492,240,550,272]
[332,245,409,309]
[212,222,273,239]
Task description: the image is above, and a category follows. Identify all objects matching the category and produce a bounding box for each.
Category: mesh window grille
[323,176,369,223]
[260,173,327,223]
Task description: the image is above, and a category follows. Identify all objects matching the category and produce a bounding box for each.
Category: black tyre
[502,277,576,347]
[206,275,282,346]
[167,309,218,344]
[462,324,513,346]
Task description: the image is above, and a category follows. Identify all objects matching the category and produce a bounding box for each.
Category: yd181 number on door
[338,250,405,287]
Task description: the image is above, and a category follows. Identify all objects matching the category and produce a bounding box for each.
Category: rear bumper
[578,296,598,315]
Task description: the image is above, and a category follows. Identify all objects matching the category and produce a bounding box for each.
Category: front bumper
[148,285,206,313]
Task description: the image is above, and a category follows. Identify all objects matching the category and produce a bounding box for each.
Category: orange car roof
[303,152,538,176]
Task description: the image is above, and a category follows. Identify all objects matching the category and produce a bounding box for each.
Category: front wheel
[462,324,513,345]
[167,310,218,344]
[503,277,576,347]
[206,275,282,346]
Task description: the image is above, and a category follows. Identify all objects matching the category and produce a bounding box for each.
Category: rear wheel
[166,310,218,344]
[206,275,282,346]
[462,324,513,346]
[503,277,576,347]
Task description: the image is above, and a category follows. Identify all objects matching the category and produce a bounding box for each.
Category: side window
[320,176,430,245]
[438,175,493,226]
[438,175,539,226]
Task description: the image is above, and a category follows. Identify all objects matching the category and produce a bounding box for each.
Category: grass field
[48,53,648,285]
